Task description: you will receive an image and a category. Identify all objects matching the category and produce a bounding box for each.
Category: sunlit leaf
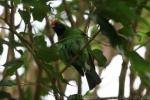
[92,49,107,66]
[128,51,150,72]
[40,77,51,96]
[119,26,134,37]
[127,51,150,86]
[3,59,23,76]
[68,94,83,100]
[18,9,31,24]
[14,0,21,5]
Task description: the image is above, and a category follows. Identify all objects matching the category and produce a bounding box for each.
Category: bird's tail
[85,69,101,90]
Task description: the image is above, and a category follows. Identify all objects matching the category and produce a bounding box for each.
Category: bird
[51,20,101,90]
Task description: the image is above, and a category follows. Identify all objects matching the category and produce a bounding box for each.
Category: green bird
[51,20,101,90]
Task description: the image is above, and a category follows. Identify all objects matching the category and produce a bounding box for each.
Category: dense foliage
[0,0,150,99]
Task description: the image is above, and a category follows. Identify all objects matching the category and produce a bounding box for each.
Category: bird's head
[51,20,66,36]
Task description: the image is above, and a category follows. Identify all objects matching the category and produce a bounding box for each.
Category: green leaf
[146,31,150,37]
[24,87,33,100]
[16,49,24,55]
[33,35,47,49]
[144,6,150,12]
[127,51,150,86]
[0,1,9,8]
[51,85,65,96]
[83,91,94,99]
[127,51,150,73]
[139,16,150,27]
[0,80,16,87]
[40,77,51,96]
[68,94,83,100]
[32,1,50,21]
[22,0,35,5]
[14,0,21,5]
[3,59,23,76]
[36,45,59,62]
[92,49,107,66]
[119,26,134,37]
[18,9,31,24]
[44,63,68,84]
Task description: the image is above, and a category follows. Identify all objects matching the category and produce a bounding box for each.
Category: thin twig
[78,75,82,95]
[15,72,24,100]
[62,0,75,27]
[118,60,128,98]
[97,96,129,100]
[0,16,3,19]
[0,26,9,30]
[19,82,36,86]
[84,4,95,33]
[33,67,42,100]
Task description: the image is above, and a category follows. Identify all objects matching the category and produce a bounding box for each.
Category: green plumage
[53,22,101,89]
[58,28,89,75]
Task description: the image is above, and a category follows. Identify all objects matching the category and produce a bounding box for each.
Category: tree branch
[76,0,86,26]
[15,72,24,100]
[33,67,42,100]
[10,1,24,99]
[78,75,82,95]
[1,1,25,99]
[118,60,128,98]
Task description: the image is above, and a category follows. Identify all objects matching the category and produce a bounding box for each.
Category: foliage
[0,0,150,99]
